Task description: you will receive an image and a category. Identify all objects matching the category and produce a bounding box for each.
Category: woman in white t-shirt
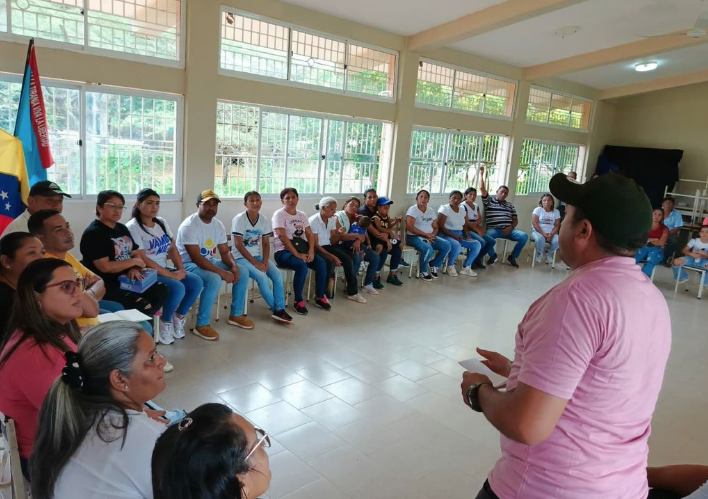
[272,187,330,316]
[30,321,167,499]
[127,189,203,344]
[673,225,708,282]
[437,190,482,277]
[530,193,561,264]
[405,189,451,282]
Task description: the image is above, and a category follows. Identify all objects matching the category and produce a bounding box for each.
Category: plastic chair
[674,265,708,299]
[0,415,28,499]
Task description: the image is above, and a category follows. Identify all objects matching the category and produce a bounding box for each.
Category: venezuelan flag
[0,128,30,235]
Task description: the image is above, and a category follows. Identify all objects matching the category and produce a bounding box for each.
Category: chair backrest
[1,417,28,499]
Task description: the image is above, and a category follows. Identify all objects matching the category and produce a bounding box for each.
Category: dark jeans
[664,235,680,262]
[648,490,682,499]
[375,240,402,273]
[103,281,168,318]
[321,245,358,296]
[274,250,327,302]
[351,245,380,286]
[475,480,500,499]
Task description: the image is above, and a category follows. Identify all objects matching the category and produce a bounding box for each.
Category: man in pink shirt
[462,173,672,499]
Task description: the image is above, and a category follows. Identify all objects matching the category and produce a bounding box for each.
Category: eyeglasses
[45,278,84,295]
[105,202,126,211]
[245,427,271,460]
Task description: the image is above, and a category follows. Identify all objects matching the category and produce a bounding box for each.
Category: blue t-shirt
[342,223,367,249]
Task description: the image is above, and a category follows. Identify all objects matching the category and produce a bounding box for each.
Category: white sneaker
[546,254,554,265]
[362,284,379,295]
[446,266,458,277]
[158,321,175,345]
[346,293,367,303]
[172,316,186,339]
[163,359,174,373]
[459,266,477,277]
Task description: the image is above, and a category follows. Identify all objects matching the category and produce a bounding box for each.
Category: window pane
[286,115,321,194]
[346,44,395,98]
[570,98,591,129]
[214,101,259,198]
[408,129,446,194]
[549,93,572,127]
[10,0,84,45]
[445,133,480,192]
[43,86,81,194]
[0,80,20,134]
[517,139,580,195]
[220,12,289,79]
[290,30,346,90]
[86,0,181,61]
[452,71,484,114]
[86,91,178,195]
[1,0,7,32]
[341,121,379,194]
[415,62,453,108]
[484,78,515,117]
[258,111,287,194]
[322,120,344,193]
[480,134,504,192]
[526,87,552,124]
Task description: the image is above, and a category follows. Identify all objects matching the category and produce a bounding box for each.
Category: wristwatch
[466,382,492,412]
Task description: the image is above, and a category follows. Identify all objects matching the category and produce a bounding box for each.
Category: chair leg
[551,251,557,269]
[699,271,706,299]
[153,311,161,343]
[532,247,537,268]
[674,267,681,294]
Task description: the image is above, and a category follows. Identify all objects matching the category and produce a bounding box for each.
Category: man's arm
[479,168,489,198]
[648,465,708,496]
[184,244,229,275]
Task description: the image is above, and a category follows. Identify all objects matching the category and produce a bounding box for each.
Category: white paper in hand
[459,358,507,388]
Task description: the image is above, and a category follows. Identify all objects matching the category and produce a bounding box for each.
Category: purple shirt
[489,256,671,499]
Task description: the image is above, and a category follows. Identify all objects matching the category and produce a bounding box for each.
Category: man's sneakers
[445,266,458,277]
[362,284,379,295]
[507,256,519,268]
[172,316,186,339]
[373,276,385,289]
[399,259,411,267]
[487,254,498,265]
[471,259,486,270]
[459,266,477,277]
[228,315,255,329]
[272,309,293,323]
[293,301,309,315]
[429,264,439,278]
[158,321,175,345]
[420,273,433,282]
[193,324,220,341]
[346,293,367,303]
[386,274,403,286]
[315,297,332,311]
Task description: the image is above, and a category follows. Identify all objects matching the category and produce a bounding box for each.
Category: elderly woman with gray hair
[309,197,367,304]
[30,321,168,499]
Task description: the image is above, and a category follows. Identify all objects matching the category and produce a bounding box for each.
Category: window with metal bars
[415,59,516,119]
[526,86,592,130]
[215,100,387,197]
[219,9,397,101]
[2,0,183,64]
[516,139,584,195]
[407,127,509,195]
[0,74,182,197]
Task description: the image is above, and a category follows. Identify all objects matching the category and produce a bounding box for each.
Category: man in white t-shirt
[176,189,252,340]
[1,181,70,237]
[672,225,708,282]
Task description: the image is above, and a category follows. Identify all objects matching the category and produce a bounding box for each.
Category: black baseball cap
[549,172,652,250]
[29,181,71,198]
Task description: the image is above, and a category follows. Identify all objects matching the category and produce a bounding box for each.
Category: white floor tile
[280,479,351,499]
[272,380,335,409]
[388,359,439,382]
[246,401,311,436]
[324,377,382,405]
[301,398,365,430]
[372,375,429,402]
[344,361,397,384]
[219,383,281,413]
[267,450,322,498]
[308,445,384,492]
[251,366,306,391]
[277,421,347,462]
[296,362,352,386]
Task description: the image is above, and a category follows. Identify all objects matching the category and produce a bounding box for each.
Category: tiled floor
[154,261,708,499]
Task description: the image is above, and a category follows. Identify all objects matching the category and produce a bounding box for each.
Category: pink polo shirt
[488,256,671,499]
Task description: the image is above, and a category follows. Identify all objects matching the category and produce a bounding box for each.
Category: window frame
[0,0,186,69]
[215,99,389,199]
[516,138,585,196]
[525,85,593,132]
[406,125,510,196]
[414,58,517,121]
[0,71,184,200]
[218,7,398,104]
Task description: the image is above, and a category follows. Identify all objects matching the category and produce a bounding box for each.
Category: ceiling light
[635,61,658,72]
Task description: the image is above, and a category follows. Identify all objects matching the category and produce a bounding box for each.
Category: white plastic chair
[0,415,28,499]
[674,265,708,299]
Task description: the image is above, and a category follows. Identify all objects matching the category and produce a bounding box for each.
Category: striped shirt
[482,195,517,229]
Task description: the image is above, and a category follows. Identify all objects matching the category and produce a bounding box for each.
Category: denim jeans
[442,230,482,267]
[236,257,286,312]
[98,300,153,335]
[350,245,380,286]
[405,235,451,273]
[474,480,500,499]
[157,272,203,321]
[531,232,559,258]
[184,260,249,327]
[673,256,708,281]
[664,235,680,261]
[274,250,327,302]
[322,245,358,296]
[467,231,493,262]
[634,246,664,278]
[485,228,529,260]
[376,241,402,273]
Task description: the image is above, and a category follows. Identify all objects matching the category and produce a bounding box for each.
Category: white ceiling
[276,0,508,36]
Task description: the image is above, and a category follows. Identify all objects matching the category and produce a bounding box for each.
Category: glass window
[215,101,259,197]
[415,61,453,108]
[407,129,447,194]
[290,30,346,90]
[526,85,593,130]
[346,44,395,98]
[517,139,583,195]
[10,0,84,45]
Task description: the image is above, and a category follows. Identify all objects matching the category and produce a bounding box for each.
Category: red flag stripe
[28,46,54,169]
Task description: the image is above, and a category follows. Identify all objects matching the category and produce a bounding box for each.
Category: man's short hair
[28,209,62,236]
[662,196,675,205]
[571,207,638,257]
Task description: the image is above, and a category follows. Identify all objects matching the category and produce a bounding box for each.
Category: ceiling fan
[642,11,708,39]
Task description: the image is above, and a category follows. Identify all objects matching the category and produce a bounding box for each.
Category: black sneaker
[507,256,519,268]
[421,273,433,282]
[399,260,410,267]
[272,309,293,323]
[373,276,385,290]
[293,301,309,315]
[386,274,403,286]
[471,260,486,270]
[314,297,332,311]
[429,265,439,278]
[487,254,498,265]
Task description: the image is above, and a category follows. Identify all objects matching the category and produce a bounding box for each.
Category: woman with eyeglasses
[151,403,272,499]
[0,232,46,340]
[0,258,83,478]
[30,321,168,499]
[80,190,167,319]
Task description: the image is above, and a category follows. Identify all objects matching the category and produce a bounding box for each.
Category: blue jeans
[634,246,664,278]
[157,272,203,321]
[531,232,559,258]
[237,257,286,312]
[350,245,380,286]
[405,235,451,273]
[673,256,708,281]
[443,230,482,267]
[375,241,402,273]
[274,250,327,302]
[664,235,680,261]
[184,261,249,327]
[485,228,529,260]
[98,300,153,335]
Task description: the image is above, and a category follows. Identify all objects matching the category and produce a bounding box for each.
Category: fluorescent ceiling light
[635,61,658,72]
